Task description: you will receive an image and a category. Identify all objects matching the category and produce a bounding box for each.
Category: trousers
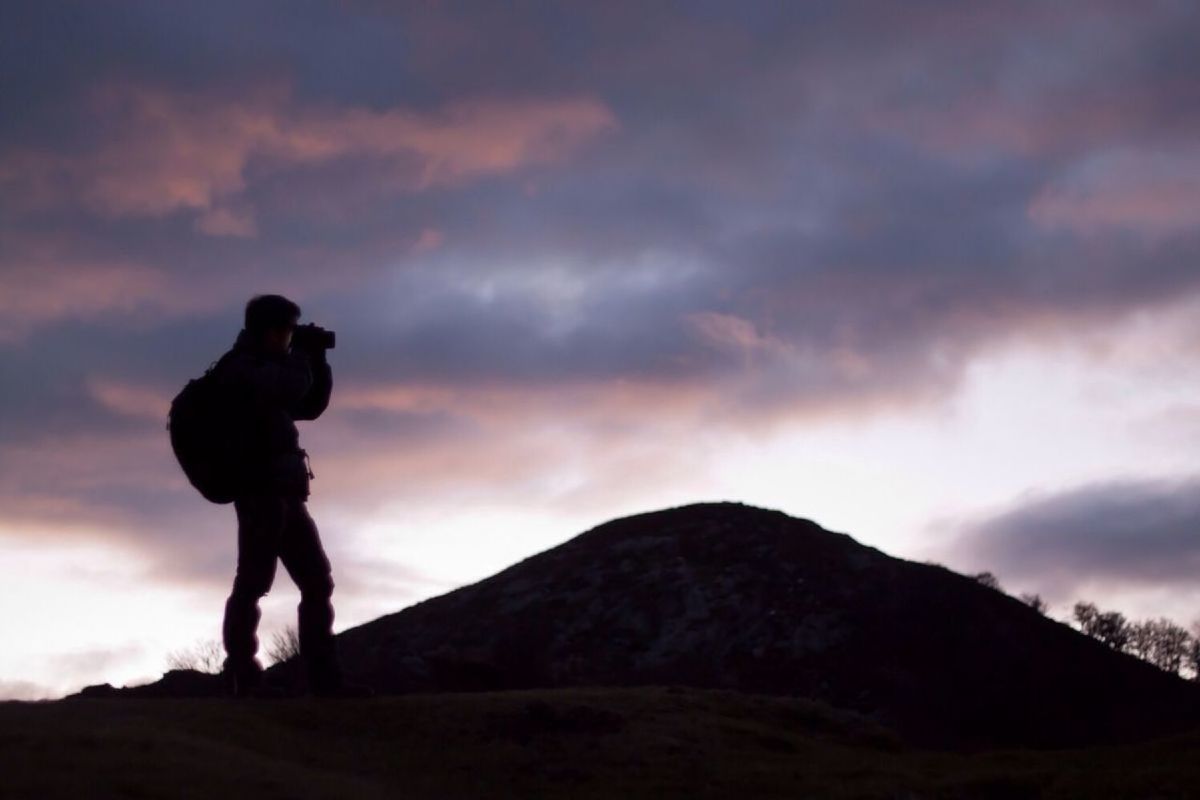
[222,493,342,690]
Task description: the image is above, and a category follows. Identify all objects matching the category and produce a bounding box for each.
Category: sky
[2,0,1199,700]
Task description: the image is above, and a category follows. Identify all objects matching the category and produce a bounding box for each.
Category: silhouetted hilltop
[316,501,1200,748]
[77,501,1200,749]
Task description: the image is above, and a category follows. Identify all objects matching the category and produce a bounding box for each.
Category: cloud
[941,476,1200,601]
[0,679,55,701]
[0,360,727,587]
[5,2,1200,385]
[48,642,145,684]
[1029,148,1200,237]
[195,205,258,238]
[0,81,617,222]
[87,378,172,420]
[823,4,1200,163]
[0,257,170,342]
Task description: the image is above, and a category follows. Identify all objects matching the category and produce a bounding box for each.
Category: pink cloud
[411,227,445,253]
[0,228,281,342]
[685,311,781,354]
[1029,149,1200,236]
[195,205,258,238]
[857,88,1163,163]
[87,379,172,420]
[0,374,723,566]
[0,257,169,342]
[0,216,440,340]
[0,82,618,227]
[300,365,897,512]
[0,431,178,515]
[333,374,718,432]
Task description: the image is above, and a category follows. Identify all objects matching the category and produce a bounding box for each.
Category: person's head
[244,294,301,354]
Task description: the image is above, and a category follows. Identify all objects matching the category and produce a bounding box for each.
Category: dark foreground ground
[2,686,1199,799]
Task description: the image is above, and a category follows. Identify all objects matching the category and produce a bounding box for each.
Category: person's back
[216,294,346,697]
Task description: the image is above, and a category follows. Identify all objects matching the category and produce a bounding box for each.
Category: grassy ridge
[2,686,1199,799]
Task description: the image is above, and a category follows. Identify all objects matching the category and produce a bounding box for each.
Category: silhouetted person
[216,294,347,697]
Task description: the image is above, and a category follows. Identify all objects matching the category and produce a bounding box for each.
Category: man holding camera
[216,293,351,697]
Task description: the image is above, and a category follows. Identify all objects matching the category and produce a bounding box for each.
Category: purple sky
[2,1,1200,698]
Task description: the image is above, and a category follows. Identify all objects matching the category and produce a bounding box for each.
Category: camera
[292,322,336,351]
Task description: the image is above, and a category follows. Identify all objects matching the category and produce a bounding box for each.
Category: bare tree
[972,571,1002,592]
[1128,620,1157,661]
[1095,611,1131,652]
[1019,593,1047,615]
[166,638,224,674]
[1148,618,1191,676]
[1188,622,1200,680]
[1073,601,1099,634]
[1073,602,1130,652]
[265,625,301,665]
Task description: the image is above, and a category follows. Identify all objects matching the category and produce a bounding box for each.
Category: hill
[7,687,1200,799]
[76,501,1200,750]
[314,501,1200,748]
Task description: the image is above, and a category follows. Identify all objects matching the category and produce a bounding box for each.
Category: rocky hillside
[315,501,1200,748]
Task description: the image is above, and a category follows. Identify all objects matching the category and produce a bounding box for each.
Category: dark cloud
[944,477,1200,601]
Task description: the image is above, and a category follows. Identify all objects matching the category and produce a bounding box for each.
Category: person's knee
[303,571,334,601]
[230,573,272,603]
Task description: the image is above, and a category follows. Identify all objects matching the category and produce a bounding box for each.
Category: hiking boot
[222,657,269,698]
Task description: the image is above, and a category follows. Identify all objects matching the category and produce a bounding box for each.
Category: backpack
[167,352,249,504]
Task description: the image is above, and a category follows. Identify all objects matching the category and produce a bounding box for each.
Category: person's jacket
[215,328,332,498]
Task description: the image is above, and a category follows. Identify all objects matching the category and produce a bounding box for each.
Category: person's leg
[222,494,284,689]
[277,496,342,693]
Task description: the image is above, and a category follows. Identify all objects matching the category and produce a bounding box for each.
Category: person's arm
[225,350,314,413]
[289,347,332,421]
